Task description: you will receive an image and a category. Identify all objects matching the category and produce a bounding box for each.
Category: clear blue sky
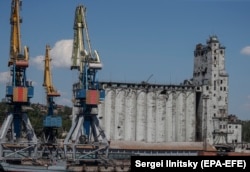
[0,0,250,120]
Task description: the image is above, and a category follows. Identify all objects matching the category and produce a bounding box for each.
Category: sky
[0,0,250,120]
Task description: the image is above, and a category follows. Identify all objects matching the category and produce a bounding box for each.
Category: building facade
[98,36,241,147]
[192,35,239,146]
[98,83,197,143]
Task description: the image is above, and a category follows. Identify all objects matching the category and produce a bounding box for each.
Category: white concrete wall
[124,90,136,141]
[155,92,166,142]
[98,85,196,143]
[136,90,147,141]
[165,92,173,142]
[114,88,125,140]
[227,123,242,144]
[185,92,196,141]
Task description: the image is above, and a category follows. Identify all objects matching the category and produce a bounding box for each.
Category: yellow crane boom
[43,45,60,97]
[9,0,29,67]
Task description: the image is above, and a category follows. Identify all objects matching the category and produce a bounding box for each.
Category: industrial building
[98,35,242,150]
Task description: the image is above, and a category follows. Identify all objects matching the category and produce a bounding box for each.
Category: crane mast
[64,4,108,163]
[0,0,37,160]
[41,45,62,160]
[42,45,62,143]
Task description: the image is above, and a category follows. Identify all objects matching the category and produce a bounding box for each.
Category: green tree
[242,120,250,142]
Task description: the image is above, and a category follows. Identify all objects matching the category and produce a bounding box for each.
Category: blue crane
[64,4,109,162]
[42,45,62,143]
[41,45,62,160]
[0,0,37,159]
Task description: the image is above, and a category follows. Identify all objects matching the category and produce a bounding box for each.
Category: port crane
[64,4,109,163]
[0,0,37,160]
[41,45,62,159]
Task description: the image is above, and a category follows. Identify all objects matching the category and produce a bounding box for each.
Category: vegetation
[28,103,72,139]
[0,102,72,139]
[0,102,250,142]
[242,120,250,142]
[0,102,8,123]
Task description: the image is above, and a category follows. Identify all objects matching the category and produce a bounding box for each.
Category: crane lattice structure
[0,0,37,160]
[64,4,109,164]
[41,45,63,159]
